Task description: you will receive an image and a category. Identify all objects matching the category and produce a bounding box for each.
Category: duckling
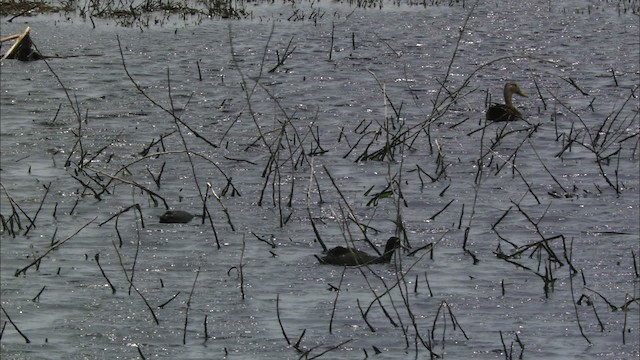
[315,237,401,266]
[486,83,528,121]
[159,210,202,224]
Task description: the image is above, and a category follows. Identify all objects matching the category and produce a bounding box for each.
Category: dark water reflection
[1,1,639,359]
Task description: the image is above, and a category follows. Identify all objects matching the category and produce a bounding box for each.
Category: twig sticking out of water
[527,140,567,193]
[431,300,470,351]
[276,293,290,345]
[269,35,296,73]
[430,0,477,117]
[158,292,180,309]
[429,199,454,221]
[227,234,246,299]
[0,305,30,343]
[205,182,230,246]
[15,216,97,277]
[549,86,638,194]
[329,267,347,334]
[117,37,219,153]
[576,293,606,331]
[581,285,619,312]
[95,253,116,294]
[165,68,227,246]
[349,71,414,163]
[492,200,578,296]
[230,24,318,229]
[31,286,46,303]
[567,238,592,345]
[203,314,209,341]
[0,188,27,237]
[146,162,166,189]
[21,181,51,236]
[621,292,640,344]
[139,130,174,157]
[499,330,525,360]
[562,77,589,96]
[276,294,318,355]
[249,232,276,248]
[99,203,144,228]
[532,77,547,111]
[610,68,619,86]
[322,165,379,249]
[136,345,146,360]
[98,204,144,248]
[294,329,307,352]
[357,267,400,332]
[183,267,201,345]
[83,166,168,209]
[356,253,440,357]
[110,239,159,325]
[306,158,327,251]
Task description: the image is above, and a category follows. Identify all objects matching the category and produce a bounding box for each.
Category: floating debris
[1,26,43,62]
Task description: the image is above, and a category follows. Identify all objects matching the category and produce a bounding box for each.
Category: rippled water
[1,1,639,359]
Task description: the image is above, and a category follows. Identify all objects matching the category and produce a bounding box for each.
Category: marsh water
[1,0,639,359]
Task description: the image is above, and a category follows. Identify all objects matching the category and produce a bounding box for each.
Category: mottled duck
[486,83,528,121]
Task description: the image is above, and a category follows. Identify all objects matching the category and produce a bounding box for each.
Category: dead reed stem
[239,234,246,299]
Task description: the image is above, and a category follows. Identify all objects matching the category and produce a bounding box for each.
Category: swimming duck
[315,237,401,266]
[159,210,200,224]
[486,83,528,121]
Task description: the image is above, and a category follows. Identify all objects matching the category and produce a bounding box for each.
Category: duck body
[159,210,195,224]
[316,237,401,266]
[487,83,528,121]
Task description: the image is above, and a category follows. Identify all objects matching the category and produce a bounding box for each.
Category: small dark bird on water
[158,210,202,224]
[486,83,528,122]
[315,237,402,266]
